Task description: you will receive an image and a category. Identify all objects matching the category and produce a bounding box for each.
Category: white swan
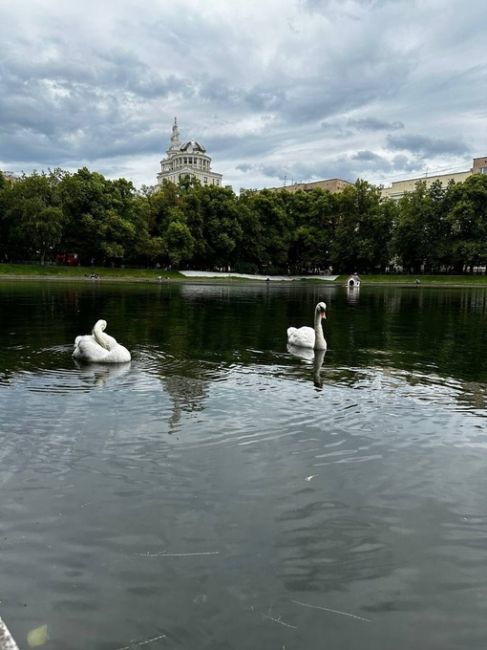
[73,320,131,363]
[287,302,327,350]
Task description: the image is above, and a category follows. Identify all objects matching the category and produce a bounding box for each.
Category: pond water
[0,280,486,650]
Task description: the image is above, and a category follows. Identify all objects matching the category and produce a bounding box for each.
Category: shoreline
[0,273,486,288]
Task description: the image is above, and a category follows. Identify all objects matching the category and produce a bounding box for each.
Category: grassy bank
[0,264,486,286]
[0,263,184,282]
[342,274,487,286]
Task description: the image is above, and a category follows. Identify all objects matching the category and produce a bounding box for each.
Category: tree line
[0,166,486,273]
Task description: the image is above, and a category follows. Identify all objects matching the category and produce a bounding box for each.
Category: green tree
[195,185,242,269]
[165,212,195,267]
[392,181,431,273]
[446,174,487,272]
[285,189,336,272]
[332,180,392,273]
[150,181,180,237]
[20,205,65,264]
[0,172,10,260]
[59,168,109,262]
[3,172,62,263]
[59,168,144,265]
[240,189,292,272]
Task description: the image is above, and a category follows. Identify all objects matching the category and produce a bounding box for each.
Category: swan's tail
[287,327,297,339]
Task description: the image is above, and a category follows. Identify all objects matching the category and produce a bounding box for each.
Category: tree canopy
[1,168,486,273]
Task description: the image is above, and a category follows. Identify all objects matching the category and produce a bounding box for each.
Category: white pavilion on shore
[156,118,222,188]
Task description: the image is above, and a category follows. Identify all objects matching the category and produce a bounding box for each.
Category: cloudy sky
[0,0,485,191]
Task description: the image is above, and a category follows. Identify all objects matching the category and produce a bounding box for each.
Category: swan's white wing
[287,343,315,361]
[100,333,119,350]
[287,326,315,349]
[73,334,94,357]
[74,333,92,346]
[73,336,109,362]
[105,345,131,363]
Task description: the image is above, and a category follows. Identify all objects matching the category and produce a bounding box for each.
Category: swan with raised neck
[287,302,327,350]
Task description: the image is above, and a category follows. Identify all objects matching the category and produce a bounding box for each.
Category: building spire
[169,117,180,152]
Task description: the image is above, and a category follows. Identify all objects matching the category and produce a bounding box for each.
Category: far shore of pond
[0,264,487,288]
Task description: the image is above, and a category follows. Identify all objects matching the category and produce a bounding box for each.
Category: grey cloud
[276,44,414,126]
[244,86,287,112]
[0,47,194,165]
[0,0,484,189]
[257,149,423,187]
[2,48,194,102]
[258,158,356,184]
[188,1,415,128]
[349,151,425,176]
[302,0,409,15]
[349,150,420,177]
[302,160,355,181]
[350,150,397,174]
[203,130,287,161]
[347,117,404,131]
[292,61,410,124]
[352,150,385,163]
[234,162,303,184]
[319,121,353,138]
[387,134,470,158]
[260,164,286,180]
[391,154,421,172]
[197,78,245,108]
[197,79,286,114]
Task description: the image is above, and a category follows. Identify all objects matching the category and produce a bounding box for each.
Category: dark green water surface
[0,281,486,650]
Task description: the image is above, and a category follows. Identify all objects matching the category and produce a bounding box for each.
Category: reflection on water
[287,344,326,388]
[0,281,487,649]
[346,285,360,303]
[74,360,132,387]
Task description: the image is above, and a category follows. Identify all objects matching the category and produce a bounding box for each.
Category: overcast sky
[0,0,485,191]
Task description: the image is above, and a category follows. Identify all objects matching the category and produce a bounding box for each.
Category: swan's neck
[93,324,111,350]
[313,311,326,350]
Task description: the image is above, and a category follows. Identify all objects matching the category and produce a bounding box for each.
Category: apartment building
[381,156,487,200]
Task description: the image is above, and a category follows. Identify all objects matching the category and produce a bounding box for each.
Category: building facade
[0,170,18,183]
[271,178,352,194]
[381,156,487,201]
[156,119,222,188]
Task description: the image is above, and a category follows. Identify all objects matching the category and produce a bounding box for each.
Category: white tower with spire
[168,117,180,152]
[157,118,223,188]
